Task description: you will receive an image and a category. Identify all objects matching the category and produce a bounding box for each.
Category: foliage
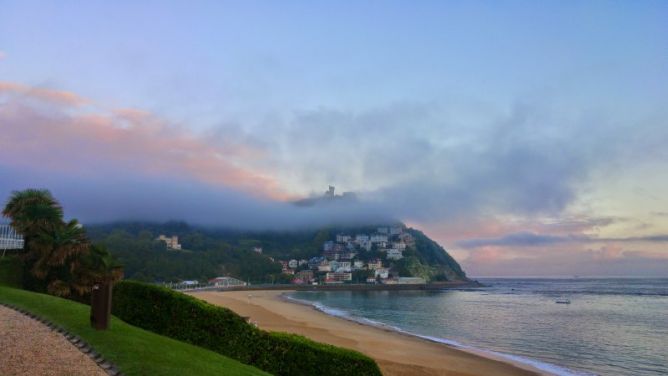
[0,285,268,376]
[112,280,382,376]
[89,221,468,283]
[2,189,123,297]
[0,256,23,287]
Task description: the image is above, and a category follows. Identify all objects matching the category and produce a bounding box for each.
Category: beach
[190,290,545,376]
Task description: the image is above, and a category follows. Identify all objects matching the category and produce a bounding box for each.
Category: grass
[0,285,269,376]
[0,256,23,287]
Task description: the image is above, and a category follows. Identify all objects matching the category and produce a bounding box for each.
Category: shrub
[112,281,382,376]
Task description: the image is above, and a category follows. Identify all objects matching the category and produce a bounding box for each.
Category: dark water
[289,279,668,376]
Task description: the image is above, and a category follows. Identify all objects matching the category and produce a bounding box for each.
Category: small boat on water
[555,298,571,304]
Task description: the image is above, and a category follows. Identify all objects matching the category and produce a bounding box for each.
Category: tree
[2,189,63,241]
[2,189,123,297]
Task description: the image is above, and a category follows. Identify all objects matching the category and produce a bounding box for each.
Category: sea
[287,278,668,376]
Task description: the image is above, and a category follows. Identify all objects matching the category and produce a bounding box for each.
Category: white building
[353,260,365,270]
[336,261,352,272]
[370,234,388,243]
[355,234,370,243]
[253,246,263,254]
[288,259,299,269]
[360,240,372,251]
[318,263,332,272]
[389,227,403,235]
[392,242,407,251]
[325,272,352,283]
[377,227,388,234]
[157,235,182,250]
[374,268,389,279]
[208,276,247,288]
[386,249,404,260]
[336,234,352,243]
[328,260,339,271]
[323,240,335,251]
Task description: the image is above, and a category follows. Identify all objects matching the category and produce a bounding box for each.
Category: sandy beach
[190,290,546,376]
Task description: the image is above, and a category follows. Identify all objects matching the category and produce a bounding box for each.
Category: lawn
[0,285,269,376]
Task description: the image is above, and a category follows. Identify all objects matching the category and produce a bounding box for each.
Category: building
[325,272,352,283]
[288,259,299,269]
[336,261,351,272]
[328,260,339,271]
[253,246,263,254]
[387,249,404,260]
[157,235,182,250]
[389,226,403,235]
[353,260,365,270]
[323,240,335,251]
[355,234,370,243]
[318,262,332,272]
[366,277,378,284]
[308,256,325,270]
[370,234,388,243]
[377,227,388,234]
[360,240,372,251]
[296,270,314,283]
[299,259,308,266]
[398,233,415,247]
[336,234,352,243]
[367,259,383,270]
[398,277,426,284]
[392,242,407,251]
[208,276,247,288]
[338,252,356,260]
[374,268,389,279]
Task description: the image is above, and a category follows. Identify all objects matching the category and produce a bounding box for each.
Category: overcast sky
[1,1,667,276]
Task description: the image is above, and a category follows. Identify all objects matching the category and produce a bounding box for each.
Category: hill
[87,221,468,283]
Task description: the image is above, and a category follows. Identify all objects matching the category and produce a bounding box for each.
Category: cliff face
[404,228,468,281]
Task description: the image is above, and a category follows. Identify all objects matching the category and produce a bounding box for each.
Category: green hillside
[87,221,468,283]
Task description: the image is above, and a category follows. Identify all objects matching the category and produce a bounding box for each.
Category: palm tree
[3,189,123,298]
[2,189,63,239]
[30,219,91,297]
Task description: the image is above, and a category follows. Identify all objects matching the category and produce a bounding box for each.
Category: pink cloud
[0,81,289,200]
[0,81,88,107]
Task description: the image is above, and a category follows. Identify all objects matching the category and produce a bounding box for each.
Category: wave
[284,294,594,376]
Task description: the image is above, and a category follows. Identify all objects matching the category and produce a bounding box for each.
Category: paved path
[0,305,107,376]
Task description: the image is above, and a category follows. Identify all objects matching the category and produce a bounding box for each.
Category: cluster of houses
[277,226,424,285]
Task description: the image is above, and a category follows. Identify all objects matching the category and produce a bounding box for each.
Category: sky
[1,1,667,276]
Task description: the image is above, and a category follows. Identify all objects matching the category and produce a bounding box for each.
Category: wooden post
[90,282,112,330]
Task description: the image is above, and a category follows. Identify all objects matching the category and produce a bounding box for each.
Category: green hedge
[112,281,382,376]
[0,256,23,288]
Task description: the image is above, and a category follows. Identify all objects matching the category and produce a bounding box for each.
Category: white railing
[0,224,24,256]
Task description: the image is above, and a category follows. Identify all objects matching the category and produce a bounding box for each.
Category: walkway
[0,305,107,376]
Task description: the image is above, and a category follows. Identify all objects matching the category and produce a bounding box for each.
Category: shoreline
[190,289,551,376]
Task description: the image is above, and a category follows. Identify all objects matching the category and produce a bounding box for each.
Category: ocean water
[288,278,668,376]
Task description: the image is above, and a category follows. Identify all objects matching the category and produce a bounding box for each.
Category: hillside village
[273,226,425,285]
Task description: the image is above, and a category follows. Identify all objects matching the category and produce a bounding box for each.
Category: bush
[0,256,23,288]
[112,281,382,376]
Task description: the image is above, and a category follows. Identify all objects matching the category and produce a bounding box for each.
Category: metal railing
[0,223,24,257]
